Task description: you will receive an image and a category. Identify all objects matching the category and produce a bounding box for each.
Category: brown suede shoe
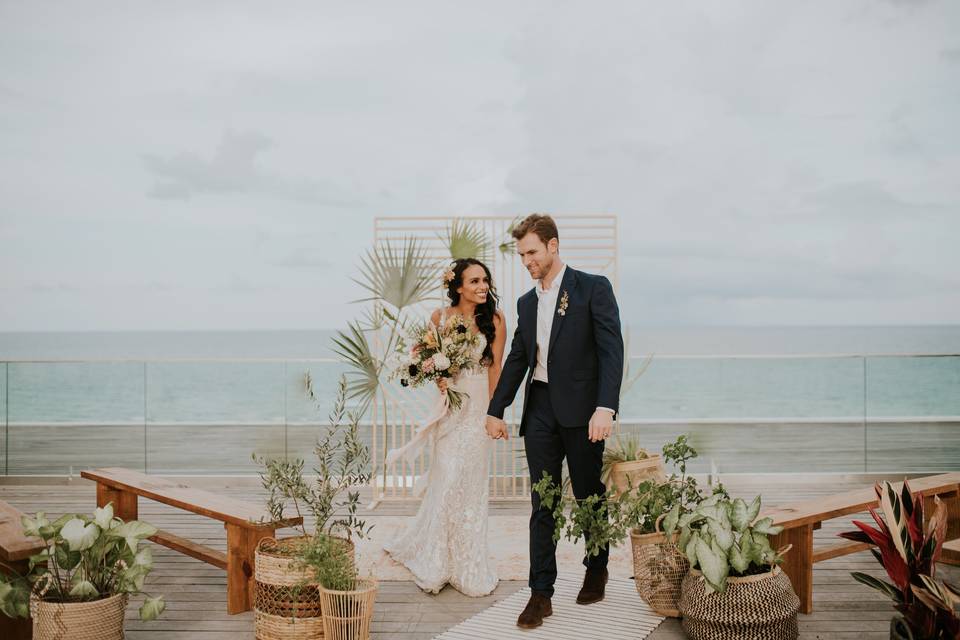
[517,592,553,629]
[576,567,608,604]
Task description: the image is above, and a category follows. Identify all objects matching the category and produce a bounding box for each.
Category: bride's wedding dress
[383,319,499,597]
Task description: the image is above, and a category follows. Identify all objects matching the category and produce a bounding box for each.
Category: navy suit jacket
[487,266,624,436]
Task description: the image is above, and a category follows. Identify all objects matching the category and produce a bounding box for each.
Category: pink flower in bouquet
[421,357,435,373]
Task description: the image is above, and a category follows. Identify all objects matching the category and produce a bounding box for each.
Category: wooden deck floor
[2,475,957,639]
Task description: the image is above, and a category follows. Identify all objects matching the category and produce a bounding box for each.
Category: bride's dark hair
[445,258,500,365]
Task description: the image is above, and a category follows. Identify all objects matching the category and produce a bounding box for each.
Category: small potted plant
[602,434,665,496]
[619,435,722,617]
[677,493,799,640]
[839,480,960,640]
[0,504,165,640]
[303,534,378,640]
[252,375,373,640]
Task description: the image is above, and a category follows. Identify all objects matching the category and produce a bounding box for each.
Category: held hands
[588,409,614,442]
[485,415,509,441]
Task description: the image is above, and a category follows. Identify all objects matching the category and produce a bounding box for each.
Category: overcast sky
[1,1,958,331]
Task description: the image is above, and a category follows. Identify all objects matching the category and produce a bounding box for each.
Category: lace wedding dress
[383,318,499,597]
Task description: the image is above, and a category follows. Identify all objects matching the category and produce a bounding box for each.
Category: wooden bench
[944,538,960,565]
[763,472,960,615]
[80,467,302,614]
[1,498,47,640]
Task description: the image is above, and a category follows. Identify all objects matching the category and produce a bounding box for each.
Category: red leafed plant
[839,480,959,639]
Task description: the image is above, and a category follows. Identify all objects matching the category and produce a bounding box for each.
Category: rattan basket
[608,455,666,496]
[678,563,800,640]
[318,579,377,640]
[30,592,127,640]
[254,536,356,640]
[630,515,689,617]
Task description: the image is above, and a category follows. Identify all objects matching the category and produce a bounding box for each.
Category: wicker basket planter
[30,592,127,640]
[608,455,666,495]
[254,536,356,640]
[630,523,689,617]
[678,566,800,640]
[318,579,377,640]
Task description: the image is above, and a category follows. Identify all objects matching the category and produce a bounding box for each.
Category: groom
[486,214,624,629]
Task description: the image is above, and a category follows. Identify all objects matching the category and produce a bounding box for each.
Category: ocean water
[0,327,957,475]
[0,326,958,423]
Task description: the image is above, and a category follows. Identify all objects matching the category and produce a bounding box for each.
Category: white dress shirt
[532,264,566,383]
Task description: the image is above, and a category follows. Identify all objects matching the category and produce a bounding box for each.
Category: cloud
[802,181,953,220]
[623,254,958,303]
[209,274,269,294]
[272,249,334,270]
[142,130,358,205]
[940,48,960,63]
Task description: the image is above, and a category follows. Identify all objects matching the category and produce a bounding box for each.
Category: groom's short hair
[512,214,559,246]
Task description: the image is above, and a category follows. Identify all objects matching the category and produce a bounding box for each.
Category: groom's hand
[588,409,614,442]
[485,416,509,440]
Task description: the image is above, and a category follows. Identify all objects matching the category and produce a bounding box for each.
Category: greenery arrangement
[332,236,437,414]
[675,493,786,593]
[0,504,165,621]
[254,376,373,542]
[532,435,725,558]
[292,533,358,592]
[839,480,959,639]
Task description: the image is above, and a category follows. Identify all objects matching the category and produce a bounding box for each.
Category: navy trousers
[524,381,608,598]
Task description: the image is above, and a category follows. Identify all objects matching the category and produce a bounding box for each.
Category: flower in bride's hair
[442,269,456,285]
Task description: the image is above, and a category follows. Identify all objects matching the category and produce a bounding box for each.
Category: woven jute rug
[433,575,665,639]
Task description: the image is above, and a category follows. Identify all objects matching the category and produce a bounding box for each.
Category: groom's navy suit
[487,265,624,598]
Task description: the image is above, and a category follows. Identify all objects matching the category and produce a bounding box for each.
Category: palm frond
[330,321,379,407]
[352,237,437,311]
[498,216,524,255]
[441,218,490,261]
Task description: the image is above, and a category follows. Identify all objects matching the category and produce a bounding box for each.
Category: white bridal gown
[384,325,499,597]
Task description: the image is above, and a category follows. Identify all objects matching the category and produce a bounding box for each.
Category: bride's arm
[488,310,507,398]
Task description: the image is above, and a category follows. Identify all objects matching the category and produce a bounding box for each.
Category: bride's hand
[435,378,448,394]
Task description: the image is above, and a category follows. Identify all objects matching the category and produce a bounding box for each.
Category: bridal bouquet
[394,314,484,410]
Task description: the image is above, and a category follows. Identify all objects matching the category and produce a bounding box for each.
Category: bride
[384,257,506,596]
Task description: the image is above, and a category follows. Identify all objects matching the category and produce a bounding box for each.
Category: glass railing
[0,355,957,475]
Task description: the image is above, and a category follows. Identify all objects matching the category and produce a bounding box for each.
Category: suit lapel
[547,266,577,357]
[522,292,537,366]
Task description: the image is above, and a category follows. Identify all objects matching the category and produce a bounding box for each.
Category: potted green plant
[533,435,721,617]
[839,480,960,640]
[0,504,164,640]
[676,493,799,640]
[252,375,373,640]
[620,435,720,617]
[602,434,665,496]
[299,534,378,640]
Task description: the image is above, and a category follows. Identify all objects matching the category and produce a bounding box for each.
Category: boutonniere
[557,290,569,316]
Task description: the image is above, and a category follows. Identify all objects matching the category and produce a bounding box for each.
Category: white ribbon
[384,387,455,498]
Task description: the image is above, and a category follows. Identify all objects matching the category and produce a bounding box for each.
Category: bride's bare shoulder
[493,309,506,328]
[430,307,455,325]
